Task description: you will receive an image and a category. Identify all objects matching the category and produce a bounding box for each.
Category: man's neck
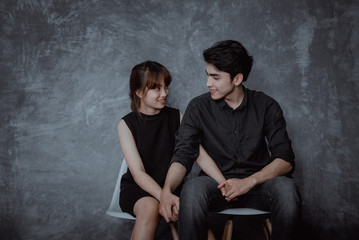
[224,85,245,110]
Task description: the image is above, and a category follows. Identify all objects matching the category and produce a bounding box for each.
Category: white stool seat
[217,208,270,216]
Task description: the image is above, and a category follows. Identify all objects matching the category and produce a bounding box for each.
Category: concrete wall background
[1,0,358,239]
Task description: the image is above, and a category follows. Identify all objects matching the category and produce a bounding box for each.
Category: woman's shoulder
[163,106,179,114]
[163,106,180,119]
[122,111,136,119]
[120,111,139,129]
[162,107,180,126]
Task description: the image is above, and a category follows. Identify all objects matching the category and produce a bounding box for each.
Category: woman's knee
[133,197,160,221]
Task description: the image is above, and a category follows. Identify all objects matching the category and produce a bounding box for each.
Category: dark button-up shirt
[171,87,295,178]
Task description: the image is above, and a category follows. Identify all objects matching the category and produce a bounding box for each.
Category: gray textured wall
[1,0,358,239]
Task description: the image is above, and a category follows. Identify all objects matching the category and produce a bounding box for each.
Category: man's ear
[136,90,143,99]
[233,73,243,86]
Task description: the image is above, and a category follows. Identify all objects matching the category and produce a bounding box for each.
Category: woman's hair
[129,61,172,111]
[203,40,253,82]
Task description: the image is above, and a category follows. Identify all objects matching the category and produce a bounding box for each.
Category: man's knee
[266,176,301,219]
[180,176,218,207]
[267,176,300,198]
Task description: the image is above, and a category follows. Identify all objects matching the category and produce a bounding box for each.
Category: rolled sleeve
[170,100,201,173]
[265,100,295,169]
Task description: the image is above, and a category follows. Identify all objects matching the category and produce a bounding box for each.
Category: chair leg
[170,223,178,240]
[221,219,233,240]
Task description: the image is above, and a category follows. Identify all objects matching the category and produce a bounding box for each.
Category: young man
[159,40,301,240]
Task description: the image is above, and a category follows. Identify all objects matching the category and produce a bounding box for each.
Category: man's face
[205,64,235,100]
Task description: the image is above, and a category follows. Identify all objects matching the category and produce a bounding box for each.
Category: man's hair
[203,40,253,82]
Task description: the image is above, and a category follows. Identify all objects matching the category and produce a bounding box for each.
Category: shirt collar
[218,86,248,111]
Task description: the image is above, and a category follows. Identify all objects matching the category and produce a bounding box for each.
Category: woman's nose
[161,88,168,97]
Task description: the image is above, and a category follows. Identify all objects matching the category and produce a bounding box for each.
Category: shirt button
[234,131,238,134]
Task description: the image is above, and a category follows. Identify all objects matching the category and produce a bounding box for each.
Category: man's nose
[206,77,212,87]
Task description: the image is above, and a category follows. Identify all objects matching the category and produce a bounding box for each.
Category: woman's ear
[135,90,143,99]
[233,73,243,86]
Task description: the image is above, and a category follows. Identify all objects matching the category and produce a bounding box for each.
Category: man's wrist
[247,176,258,187]
[162,185,173,194]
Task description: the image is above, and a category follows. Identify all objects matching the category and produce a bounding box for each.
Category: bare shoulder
[117,119,129,134]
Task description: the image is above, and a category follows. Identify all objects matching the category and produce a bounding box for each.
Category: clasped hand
[218,177,256,201]
[159,190,179,223]
[159,177,257,222]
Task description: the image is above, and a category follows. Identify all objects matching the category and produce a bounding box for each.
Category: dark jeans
[178,176,301,240]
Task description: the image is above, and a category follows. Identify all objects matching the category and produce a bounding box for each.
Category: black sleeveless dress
[119,106,180,216]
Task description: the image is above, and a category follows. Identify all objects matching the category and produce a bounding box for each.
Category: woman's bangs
[145,72,164,89]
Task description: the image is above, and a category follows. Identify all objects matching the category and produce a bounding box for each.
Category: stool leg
[208,228,216,240]
[221,219,233,240]
[262,218,272,240]
[263,225,269,240]
[265,218,272,235]
[170,223,178,240]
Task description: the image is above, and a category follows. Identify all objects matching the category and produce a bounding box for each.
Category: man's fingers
[164,203,175,223]
[160,207,170,222]
[220,187,226,196]
[169,214,178,222]
[218,182,225,189]
[225,192,236,202]
[173,200,180,221]
[218,182,227,196]
[225,189,234,198]
[172,204,179,216]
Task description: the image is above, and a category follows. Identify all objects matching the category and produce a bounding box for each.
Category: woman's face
[137,77,169,115]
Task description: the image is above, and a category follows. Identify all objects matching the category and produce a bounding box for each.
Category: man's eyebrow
[205,70,220,76]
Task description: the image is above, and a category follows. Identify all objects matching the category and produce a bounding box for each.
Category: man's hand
[218,180,227,196]
[159,189,180,223]
[218,177,257,201]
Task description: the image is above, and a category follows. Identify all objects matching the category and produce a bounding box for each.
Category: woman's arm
[117,119,163,201]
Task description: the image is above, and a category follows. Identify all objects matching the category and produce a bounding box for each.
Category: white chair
[106,159,178,240]
[216,208,272,240]
[106,159,136,220]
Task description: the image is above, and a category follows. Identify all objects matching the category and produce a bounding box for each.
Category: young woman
[117,61,225,240]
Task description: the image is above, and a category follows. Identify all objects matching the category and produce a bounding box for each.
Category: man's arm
[196,145,226,195]
[159,100,201,221]
[219,158,292,201]
[159,162,187,223]
[196,145,226,184]
[219,97,295,201]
